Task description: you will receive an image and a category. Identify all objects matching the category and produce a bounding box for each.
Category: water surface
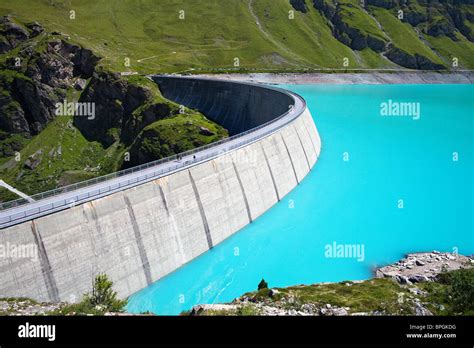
[127,84,473,315]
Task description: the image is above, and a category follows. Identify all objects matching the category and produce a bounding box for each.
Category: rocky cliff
[0,16,99,138]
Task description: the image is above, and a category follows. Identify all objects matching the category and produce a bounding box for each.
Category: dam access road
[0,76,321,303]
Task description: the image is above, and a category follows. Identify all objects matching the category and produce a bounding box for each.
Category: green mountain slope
[0,0,472,72]
[0,18,228,202]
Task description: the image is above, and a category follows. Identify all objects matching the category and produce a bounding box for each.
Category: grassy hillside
[0,0,472,72]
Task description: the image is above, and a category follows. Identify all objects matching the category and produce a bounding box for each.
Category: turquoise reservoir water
[127,84,473,315]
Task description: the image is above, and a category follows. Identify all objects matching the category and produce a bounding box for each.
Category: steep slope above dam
[0,77,321,303]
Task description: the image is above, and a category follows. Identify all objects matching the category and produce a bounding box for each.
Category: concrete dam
[0,76,322,303]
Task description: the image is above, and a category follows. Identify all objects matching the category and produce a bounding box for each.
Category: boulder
[23,150,42,170]
[408,275,429,283]
[199,126,215,136]
[74,78,87,91]
[25,22,44,38]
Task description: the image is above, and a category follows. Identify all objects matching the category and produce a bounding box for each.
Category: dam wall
[152,76,295,135]
[0,78,321,303]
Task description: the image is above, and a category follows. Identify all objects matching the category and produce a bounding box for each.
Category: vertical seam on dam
[88,202,103,235]
[123,195,153,285]
[188,170,214,249]
[157,184,170,216]
[280,133,299,185]
[232,160,253,223]
[261,144,280,201]
[294,125,311,171]
[302,117,318,158]
[30,221,60,302]
[84,203,99,276]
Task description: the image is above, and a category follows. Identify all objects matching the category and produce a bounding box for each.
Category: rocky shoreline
[197,72,474,85]
[376,251,473,285]
[189,251,473,316]
[1,251,472,316]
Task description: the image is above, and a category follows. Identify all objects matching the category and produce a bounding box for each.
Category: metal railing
[0,81,306,227]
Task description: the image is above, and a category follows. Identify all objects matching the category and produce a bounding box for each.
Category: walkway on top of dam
[0,77,307,229]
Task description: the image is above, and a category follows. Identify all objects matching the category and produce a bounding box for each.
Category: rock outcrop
[74,71,176,147]
[312,1,387,52]
[0,16,100,137]
[0,16,29,54]
[290,0,308,13]
[385,46,445,70]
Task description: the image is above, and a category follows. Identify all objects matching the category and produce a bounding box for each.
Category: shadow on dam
[151,76,295,135]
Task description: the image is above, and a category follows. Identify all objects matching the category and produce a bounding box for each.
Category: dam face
[152,76,295,135]
[0,77,321,302]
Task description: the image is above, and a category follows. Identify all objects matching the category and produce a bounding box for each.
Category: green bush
[83,274,128,312]
[438,268,474,315]
[55,274,127,315]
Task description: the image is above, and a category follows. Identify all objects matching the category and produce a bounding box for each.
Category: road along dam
[0,76,321,303]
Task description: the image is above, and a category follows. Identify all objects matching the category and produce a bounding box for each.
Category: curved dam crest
[0,77,321,303]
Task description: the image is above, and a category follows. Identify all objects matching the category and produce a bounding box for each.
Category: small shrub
[83,274,128,312]
[258,279,268,291]
[55,274,127,315]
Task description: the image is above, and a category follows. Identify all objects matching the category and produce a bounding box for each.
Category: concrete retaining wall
[0,80,321,302]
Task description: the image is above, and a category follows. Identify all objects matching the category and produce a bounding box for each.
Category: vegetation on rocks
[1,274,128,316]
[188,253,474,316]
[54,274,128,315]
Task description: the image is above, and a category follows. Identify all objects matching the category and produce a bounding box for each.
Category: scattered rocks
[415,302,433,316]
[376,252,472,285]
[320,306,348,316]
[0,299,64,316]
[189,304,238,315]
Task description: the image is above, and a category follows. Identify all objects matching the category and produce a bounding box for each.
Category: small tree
[83,274,127,312]
[258,278,268,291]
